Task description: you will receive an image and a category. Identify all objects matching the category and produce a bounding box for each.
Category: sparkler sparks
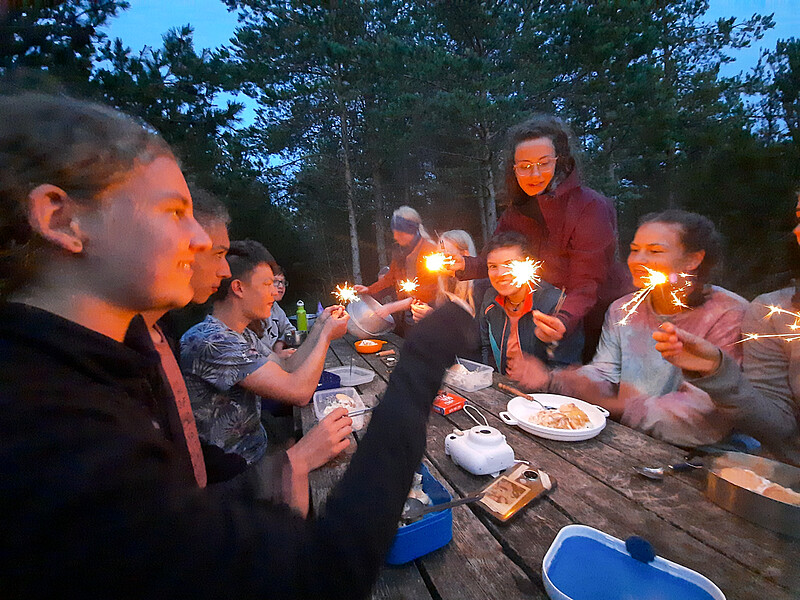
[333,282,360,305]
[738,305,800,343]
[425,252,456,273]
[398,278,419,294]
[616,269,696,325]
[508,258,543,292]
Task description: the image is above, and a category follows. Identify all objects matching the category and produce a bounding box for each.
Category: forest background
[2,0,799,311]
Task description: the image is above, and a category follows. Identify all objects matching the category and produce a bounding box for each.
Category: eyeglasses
[274,280,287,288]
[513,158,557,176]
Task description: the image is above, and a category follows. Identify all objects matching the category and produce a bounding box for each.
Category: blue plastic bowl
[542,525,725,600]
[386,465,453,565]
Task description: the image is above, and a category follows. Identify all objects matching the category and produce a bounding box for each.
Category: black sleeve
[457,254,489,280]
[1,303,475,600]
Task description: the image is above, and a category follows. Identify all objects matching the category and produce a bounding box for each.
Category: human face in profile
[80,156,211,312]
[627,221,703,289]
[190,219,231,304]
[240,263,277,321]
[514,137,557,197]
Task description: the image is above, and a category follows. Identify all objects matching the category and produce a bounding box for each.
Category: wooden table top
[298,332,800,600]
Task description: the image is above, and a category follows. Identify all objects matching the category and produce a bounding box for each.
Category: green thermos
[296,300,307,331]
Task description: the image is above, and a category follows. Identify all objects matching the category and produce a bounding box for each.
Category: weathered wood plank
[369,566,433,600]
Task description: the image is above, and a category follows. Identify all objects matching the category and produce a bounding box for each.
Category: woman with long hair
[449,115,629,360]
[505,210,748,447]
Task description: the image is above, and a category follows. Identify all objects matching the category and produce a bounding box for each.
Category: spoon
[498,383,557,410]
[633,461,703,480]
[401,493,485,523]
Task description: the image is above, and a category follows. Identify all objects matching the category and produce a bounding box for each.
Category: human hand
[506,352,550,391]
[410,299,434,322]
[289,408,352,473]
[652,322,722,376]
[275,347,296,360]
[443,253,465,275]
[354,284,369,294]
[532,310,566,343]
[322,305,349,341]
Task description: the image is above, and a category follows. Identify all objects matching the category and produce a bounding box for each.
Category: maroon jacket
[365,237,439,304]
[461,171,629,334]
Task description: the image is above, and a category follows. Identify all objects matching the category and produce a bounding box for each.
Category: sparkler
[333,282,360,305]
[508,258,543,292]
[737,305,800,343]
[398,278,419,294]
[425,252,456,273]
[616,269,696,325]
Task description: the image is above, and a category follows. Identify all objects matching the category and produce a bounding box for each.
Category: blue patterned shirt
[180,315,269,464]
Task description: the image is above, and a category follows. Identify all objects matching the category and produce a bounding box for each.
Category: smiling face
[79,156,211,312]
[190,219,231,304]
[239,263,276,321]
[514,137,557,197]
[487,245,526,299]
[627,221,704,289]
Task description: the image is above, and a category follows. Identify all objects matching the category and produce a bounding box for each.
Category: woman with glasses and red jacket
[449,115,630,361]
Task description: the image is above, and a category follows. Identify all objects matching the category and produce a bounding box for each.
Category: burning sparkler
[333,282,360,305]
[425,252,456,273]
[508,258,543,292]
[398,278,419,294]
[616,269,696,325]
[737,305,800,343]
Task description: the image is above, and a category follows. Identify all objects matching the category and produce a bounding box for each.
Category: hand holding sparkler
[353,284,369,294]
[652,321,722,376]
[321,304,349,341]
[532,311,566,344]
[333,282,360,305]
[410,299,434,323]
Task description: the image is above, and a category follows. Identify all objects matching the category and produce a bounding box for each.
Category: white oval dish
[500,394,608,442]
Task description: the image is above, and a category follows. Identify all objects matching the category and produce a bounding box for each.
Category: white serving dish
[326,365,375,387]
[312,386,365,430]
[542,524,725,600]
[499,394,608,442]
[443,358,493,392]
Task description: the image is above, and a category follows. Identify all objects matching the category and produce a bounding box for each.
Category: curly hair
[0,93,173,299]
[503,114,579,207]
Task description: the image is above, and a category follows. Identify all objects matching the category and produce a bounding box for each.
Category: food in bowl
[528,403,590,430]
[717,466,800,505]
[322,392,358,416]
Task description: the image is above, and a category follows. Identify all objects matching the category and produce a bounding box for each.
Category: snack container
[542,524,725,600]
[312,387,365,430]
[432,390,466,415]
[443,358,493,392]
[386,465,453,565]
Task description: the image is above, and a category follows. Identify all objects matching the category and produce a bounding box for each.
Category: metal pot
[283,329,308,348]
[704,451,800,538]
[346,294,395,339]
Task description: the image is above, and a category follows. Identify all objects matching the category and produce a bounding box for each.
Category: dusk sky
[101,0,799,124]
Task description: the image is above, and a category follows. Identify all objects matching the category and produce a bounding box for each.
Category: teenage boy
[180,240,351,508]
[480,231,584,372]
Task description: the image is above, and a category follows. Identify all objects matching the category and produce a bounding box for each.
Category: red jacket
[462,171,630,333]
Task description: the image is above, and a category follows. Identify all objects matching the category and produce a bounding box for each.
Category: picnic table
[298,332,800,600]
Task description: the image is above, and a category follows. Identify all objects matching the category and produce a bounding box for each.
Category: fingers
[532,310,565,342]
[354,285,368,293]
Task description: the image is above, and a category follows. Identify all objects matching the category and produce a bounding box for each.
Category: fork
[498,383,557,410]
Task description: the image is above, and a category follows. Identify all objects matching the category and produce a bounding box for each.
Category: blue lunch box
[542,524,725,600]
[385,464,453,565]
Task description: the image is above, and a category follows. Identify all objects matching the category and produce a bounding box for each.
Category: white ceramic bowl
[500,394,608,442]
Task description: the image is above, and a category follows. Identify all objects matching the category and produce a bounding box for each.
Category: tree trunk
[336,80,362,284]
[373,165,388,267]
[478,123,496,242]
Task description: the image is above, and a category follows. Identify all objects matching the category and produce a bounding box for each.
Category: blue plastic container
[386,465,453,565]
[542,525,725,600]
[316,370,341,391]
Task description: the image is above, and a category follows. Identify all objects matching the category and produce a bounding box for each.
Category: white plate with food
[499,394,608,441]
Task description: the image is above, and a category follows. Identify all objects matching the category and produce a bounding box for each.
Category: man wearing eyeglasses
[265,265,297,357]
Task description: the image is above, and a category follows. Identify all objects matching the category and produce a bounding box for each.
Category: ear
[230,278,245,299]
[27,184,86,254]
[684,249,705,273]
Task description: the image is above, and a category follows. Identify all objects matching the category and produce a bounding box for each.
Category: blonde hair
[438,229,476,314]
[392,205,433,242]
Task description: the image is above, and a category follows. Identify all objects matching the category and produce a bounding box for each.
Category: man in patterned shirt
[180,240,352,510]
